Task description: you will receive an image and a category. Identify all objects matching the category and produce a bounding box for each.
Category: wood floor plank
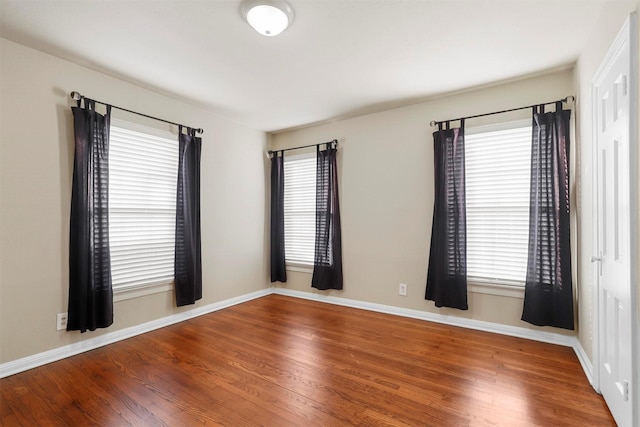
[0,294,614,426]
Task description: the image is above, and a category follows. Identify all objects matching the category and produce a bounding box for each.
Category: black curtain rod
[70,91,204,134]
[430,95,575,127]
[268,139,338,155]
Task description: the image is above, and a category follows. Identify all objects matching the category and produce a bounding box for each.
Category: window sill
[286,262,313,274]
[113,281,173,302]
[468,279,524,299]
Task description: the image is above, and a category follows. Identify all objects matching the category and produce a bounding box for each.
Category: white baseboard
[1,286,594,385]
[572,337,595,387]
[0,288,271,379]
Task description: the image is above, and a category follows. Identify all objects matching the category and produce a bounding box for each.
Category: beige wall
[271,69,576,335]
[0,39,268,363]
[574,1,640,362]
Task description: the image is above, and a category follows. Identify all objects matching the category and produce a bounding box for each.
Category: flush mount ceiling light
[241,0,294,37]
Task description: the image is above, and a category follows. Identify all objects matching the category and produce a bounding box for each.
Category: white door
[592,15,637,427]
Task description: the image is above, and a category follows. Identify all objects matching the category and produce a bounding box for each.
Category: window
[109,120,178,291]
[465,120,532,286]
[283,152,316,266]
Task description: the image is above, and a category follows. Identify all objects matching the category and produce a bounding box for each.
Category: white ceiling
[0,0,611,132]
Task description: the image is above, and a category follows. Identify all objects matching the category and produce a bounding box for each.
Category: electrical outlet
[399,283,408,296]
[56,312,68,331]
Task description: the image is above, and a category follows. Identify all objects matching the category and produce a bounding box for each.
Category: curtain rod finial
[70,91,82,101]
[197,128,204,135]
[430,121,437,127]
[565,95,575,103]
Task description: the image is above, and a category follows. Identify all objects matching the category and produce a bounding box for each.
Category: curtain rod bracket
[69,91,204,135]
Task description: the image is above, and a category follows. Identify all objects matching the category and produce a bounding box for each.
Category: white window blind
[465,120,532,285]
[283,152,316,265]
[109,121,178,290]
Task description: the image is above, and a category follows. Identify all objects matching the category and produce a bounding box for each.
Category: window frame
[465,119,532,298]
[109,119,178,301]
[282,150,317,272]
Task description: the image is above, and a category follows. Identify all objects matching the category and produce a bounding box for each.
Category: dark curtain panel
[174,126,202,307]
[425,121,468,310]
[522,103,574,330]
[270,151,287,282]
[68,100,113,332]
[312,143,343,290]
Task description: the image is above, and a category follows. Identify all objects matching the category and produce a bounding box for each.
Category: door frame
[591,12,639,423]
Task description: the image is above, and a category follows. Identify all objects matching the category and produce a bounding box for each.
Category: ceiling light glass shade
[241,0,294,37]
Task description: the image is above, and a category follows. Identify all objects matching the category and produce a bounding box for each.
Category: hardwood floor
[1,294,614,426]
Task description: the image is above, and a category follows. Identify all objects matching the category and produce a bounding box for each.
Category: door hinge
[617,380,629,401]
